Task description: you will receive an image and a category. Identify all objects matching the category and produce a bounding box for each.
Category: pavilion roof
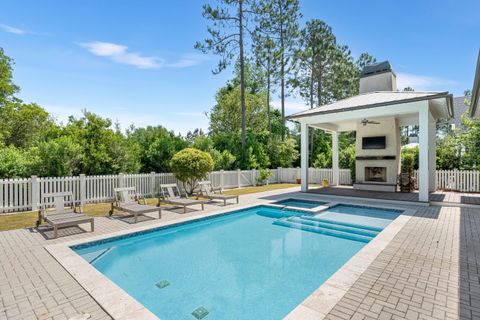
[286,91,453,120]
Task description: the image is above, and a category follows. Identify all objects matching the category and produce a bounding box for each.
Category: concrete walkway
[0,187,479,320]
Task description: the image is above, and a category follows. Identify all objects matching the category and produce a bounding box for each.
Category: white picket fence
[0,168,479,213]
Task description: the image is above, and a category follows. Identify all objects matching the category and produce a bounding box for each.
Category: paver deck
[308,185,480,205]
[0,187,479,320]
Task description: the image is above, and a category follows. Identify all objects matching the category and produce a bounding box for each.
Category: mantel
[356,156,396,160]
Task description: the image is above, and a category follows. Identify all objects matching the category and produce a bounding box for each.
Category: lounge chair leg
[135,214,138,223]
[184,205,187,214]
[36,210,42,227]
[201,203,204,210]
[91,219,94,232]
[158,208,162,219]
[109,203,114,216]
[224,199,226,206]
[54,226,58,239]
[236,196,239,204]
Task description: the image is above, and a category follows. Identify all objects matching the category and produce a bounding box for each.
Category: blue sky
[1,0,479,134]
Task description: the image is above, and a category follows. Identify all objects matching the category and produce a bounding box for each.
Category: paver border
[46,193,415,320]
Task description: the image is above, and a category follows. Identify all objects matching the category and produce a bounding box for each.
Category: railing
[1,168,479,213]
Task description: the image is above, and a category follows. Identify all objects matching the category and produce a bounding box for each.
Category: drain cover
[192,306,209,319]
[155,280,170,289]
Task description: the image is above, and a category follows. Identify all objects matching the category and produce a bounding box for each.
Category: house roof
[451,96,470,126]
[470,50,480,118]
[286,91,453,120]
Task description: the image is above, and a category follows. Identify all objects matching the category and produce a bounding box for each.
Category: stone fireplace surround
[353,116,401,192]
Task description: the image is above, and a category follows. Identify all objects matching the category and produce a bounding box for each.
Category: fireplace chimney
[359,61,397,94]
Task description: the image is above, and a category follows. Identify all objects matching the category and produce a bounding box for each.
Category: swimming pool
[73,204,401,320]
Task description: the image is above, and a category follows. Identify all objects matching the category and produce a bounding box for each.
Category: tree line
[1,0,479,178]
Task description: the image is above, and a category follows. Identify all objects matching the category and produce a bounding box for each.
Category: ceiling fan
[361,118,380,126]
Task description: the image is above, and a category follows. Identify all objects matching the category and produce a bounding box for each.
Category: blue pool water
[274,198,327,208]
[316,204,401,229]
[74,205,401,320]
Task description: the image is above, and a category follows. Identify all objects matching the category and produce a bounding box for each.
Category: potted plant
[257,168,272,186]
[322,178,329,187]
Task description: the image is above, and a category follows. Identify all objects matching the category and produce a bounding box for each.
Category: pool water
[274,198,327,209]
[74,205,400,320]
[316,204,401,229]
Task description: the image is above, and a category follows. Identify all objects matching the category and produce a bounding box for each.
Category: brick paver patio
[1,187,479,320]
[325,206,480,320]
[309,186,480,205]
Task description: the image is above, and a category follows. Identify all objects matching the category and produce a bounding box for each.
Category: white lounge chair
[159,183,205,213]
[37,192,94,239]
[110,187,161,223]
[198,181,239,206]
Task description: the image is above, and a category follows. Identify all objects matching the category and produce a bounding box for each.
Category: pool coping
[45,196,415,320]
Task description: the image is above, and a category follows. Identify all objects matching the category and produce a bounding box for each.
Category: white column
[300,122,309,192]
[428,113,436,192]
[418,106,430,202]
[332,131,339,186]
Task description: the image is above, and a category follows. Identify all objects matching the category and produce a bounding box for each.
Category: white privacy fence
[0,168,479,213]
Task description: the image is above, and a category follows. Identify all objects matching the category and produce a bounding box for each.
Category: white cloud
[396,73,456,91]
[80,41,206,70]
[166,53,207,68]
[80,41,162,69]
[0,23,26,35]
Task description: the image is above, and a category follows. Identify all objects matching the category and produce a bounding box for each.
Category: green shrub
[171,148,214,194]
[257,168,272,185]
[401,145,419,170]
[211,149,236,170]
[401,153,414,174]
[0,146,34,178]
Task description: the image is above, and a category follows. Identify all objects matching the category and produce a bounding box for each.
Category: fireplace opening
[365,167,387,182]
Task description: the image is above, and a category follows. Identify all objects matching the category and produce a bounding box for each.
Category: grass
[223,183,300,195]
[0,183,303,232]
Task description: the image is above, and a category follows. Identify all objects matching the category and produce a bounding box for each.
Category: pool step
[287,217,379,237]
[301,216,383,232]
[82,247,113,264]
[273,219,373,243]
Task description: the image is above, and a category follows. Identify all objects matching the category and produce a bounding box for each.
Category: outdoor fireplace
[365,167,387,182]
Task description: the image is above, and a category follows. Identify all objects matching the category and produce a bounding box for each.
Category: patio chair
[158,183,205,213]
[110,187,161,223]
[198,181,239,206]
[37,192,94,239]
